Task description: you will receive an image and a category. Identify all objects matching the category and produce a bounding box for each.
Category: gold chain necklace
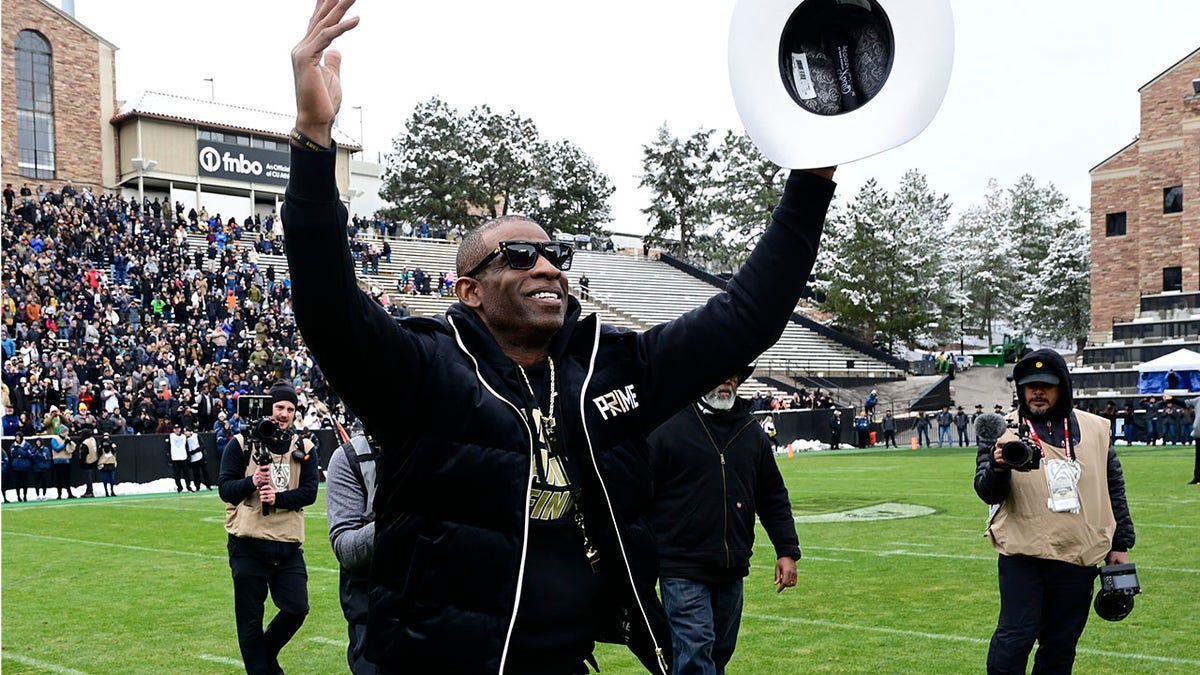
[517,357,557,443]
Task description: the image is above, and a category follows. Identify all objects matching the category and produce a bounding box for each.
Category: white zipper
[575,318,669,674]
[449,317,534,673]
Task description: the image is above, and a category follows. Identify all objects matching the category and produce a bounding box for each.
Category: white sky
[65,0,1198,234]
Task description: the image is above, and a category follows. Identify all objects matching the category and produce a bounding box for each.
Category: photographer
[218,380,318,675]
[974,349,1136,673]
[76,428,100,498]
[97,433,117,497]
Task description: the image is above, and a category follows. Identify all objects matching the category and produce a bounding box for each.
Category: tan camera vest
[986,411,1117,567]
[224,435,312,543]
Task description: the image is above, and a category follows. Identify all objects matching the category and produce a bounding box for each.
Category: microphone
[974,412,1008,442]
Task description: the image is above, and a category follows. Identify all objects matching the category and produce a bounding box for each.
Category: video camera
[997,422,1039,472]
[973,413,1041,472]
[244,417,287,445]
[1094,563,1141,622]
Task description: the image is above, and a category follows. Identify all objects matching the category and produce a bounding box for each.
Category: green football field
[3,443,1197,674]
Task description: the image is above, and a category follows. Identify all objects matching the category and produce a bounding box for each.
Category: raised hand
[290,0,360,146]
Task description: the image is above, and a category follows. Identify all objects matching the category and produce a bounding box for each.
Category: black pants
[987,554,1098,675]
[32,469,49,495]
[171,460,189,491]
[346,623,375,675]
[53,463,72,497]
[228,536,309,675]
[190,461,212,490]
[883,430,897,447]
[1192,439,1200,482]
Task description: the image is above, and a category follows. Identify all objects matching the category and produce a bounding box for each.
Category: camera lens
[1001,440,1035,469]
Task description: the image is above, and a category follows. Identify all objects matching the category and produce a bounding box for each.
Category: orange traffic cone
[911,437,919,450]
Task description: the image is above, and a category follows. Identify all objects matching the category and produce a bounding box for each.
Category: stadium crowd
[1,180,348,450]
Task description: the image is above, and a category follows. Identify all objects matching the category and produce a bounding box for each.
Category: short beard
[701,390,735,411]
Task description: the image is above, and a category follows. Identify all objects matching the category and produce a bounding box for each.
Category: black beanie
[269,380,299,408]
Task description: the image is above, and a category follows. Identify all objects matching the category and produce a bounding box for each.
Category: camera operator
[218,380,318,675]
[974,349,1136,674]
[97,433,117,497]
[76,428,100,498]
[325,419,379,675]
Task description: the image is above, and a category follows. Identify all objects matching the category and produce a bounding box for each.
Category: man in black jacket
[286,3,833,672]
[649,367,800,674]
[974,349,1135,674]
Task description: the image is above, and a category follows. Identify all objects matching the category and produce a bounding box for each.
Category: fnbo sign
[197,139,290,187]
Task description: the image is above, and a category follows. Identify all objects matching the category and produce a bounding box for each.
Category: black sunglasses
[465,240,574,278]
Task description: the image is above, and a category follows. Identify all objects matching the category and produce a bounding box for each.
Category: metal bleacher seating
[190,229,901,394]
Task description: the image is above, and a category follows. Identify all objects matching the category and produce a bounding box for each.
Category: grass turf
[2,443,1197,673]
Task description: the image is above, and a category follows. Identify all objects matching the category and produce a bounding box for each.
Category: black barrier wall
[1,430,337,492]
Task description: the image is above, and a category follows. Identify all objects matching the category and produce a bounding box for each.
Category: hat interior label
[790,53,818,100]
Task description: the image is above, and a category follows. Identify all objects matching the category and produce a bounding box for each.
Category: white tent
[1136,348,1200,373]
[1136,348,1200,393]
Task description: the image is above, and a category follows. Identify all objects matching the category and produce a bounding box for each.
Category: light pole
[203,77,214,101]
[351,105,364,157]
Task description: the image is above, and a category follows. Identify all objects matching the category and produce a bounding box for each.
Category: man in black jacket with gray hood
[649,367,801,674]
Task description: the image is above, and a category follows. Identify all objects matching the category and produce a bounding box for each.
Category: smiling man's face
[465,219,569,345]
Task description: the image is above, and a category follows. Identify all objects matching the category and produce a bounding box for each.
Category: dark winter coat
[283,146,832,674]
[649,399,801,582]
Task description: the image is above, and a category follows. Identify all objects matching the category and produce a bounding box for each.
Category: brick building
[1089,47,1200,341]
[1,0,118,192]
[2,0,362,218]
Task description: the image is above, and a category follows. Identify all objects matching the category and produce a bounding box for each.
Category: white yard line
[4,532,339,573]
[1,654,90,675]
[307,636,345,646]
[197,654,246,668]
[753,541,1200,573]
[741,612,1200,667]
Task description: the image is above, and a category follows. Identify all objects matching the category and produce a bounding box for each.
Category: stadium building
[1088,47,1200,342]
[2,0,363,219]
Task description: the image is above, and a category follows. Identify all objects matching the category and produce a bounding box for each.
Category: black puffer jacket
[283,147,834,673]
[649,399,800,582]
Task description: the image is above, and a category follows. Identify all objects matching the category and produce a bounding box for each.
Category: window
[1163,266,1182,292]
[1105,212,1126,237]
[15,30,55,179]
[1164,185,1183,213]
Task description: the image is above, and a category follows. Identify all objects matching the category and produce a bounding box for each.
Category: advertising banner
[197,139,290,186]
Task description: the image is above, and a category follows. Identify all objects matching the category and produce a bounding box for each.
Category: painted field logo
[794,502,935,524]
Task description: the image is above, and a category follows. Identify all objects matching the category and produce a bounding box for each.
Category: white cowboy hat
[728,0,954,168]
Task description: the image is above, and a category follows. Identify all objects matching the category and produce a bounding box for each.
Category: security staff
[974,349,1135,674]
[326,420,379,675]
[218,381,318,675]
[649,368,800,674]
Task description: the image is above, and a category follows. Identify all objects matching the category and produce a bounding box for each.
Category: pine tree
[639,125,716,260]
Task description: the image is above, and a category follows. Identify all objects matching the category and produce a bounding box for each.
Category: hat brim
[728,0,955,168]
[1016,373,1061,387]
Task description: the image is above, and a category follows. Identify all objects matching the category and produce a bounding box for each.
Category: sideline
[741,612,1200,667]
